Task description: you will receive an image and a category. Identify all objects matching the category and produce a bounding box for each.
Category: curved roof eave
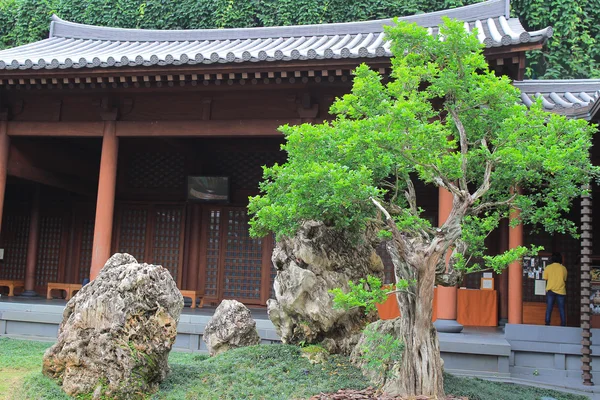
[0,0,552,72]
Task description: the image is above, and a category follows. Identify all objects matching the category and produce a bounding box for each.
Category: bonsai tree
[249,18,597,396]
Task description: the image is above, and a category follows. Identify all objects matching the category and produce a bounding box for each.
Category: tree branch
[470,193,518,215]
[471,137,495,203]
[370,197,415,270]
[449,107,469,192]
[404,175,417,215]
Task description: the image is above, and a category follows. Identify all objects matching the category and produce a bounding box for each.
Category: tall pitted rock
[42,253,184,399]
[267,221,384,354]
[203,299,261,356]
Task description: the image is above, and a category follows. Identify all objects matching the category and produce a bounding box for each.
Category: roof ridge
[49,0,508,42]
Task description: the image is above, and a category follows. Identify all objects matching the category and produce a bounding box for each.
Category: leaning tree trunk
[383,242,445,397]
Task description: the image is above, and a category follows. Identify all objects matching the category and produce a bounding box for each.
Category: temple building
[0,0,597,335]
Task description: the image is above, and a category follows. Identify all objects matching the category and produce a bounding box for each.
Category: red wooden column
[508,200,523,324]
[186,204,201,290]
[497,219,509,323]
[435,187,463,333]
[21,185,41,296]
[90,121,118,280]
[0,115,10,234]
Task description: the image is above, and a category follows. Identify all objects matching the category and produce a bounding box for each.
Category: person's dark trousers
[545,290,566,326]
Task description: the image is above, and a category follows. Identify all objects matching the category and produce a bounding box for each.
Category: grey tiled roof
[0,0,551,71]
[514,80,600,120]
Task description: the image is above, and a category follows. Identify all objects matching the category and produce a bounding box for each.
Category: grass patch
[0,338,590,400]
[0,338,54,399]
[444,374,588,400]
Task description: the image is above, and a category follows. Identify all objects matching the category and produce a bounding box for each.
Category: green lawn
[0,337,589,400]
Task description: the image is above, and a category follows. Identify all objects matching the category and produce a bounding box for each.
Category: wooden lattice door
[114,203,185,287]
[200,206,272,306]
[36,207,70,293]
[0,211,30,281]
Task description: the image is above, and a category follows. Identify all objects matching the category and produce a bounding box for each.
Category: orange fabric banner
[456,288,498,327]
[376,287,438,321]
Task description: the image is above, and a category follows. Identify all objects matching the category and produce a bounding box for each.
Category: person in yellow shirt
[543,252,567,326]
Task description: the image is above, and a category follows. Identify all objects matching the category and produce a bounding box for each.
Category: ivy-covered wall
[0,0,598,79]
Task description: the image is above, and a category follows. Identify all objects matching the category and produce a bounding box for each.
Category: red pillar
[508,202,523,324]
[435,187,462,332]
[90,121,118,280]
[498,220,509,322]
[22,185,41,296]
[0,118,9,234]
[186,204,201,290]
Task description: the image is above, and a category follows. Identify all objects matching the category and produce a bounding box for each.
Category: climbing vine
[0,0,598,78]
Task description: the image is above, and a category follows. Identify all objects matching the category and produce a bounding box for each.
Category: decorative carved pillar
[508,198,523,324]
[580,191,593,386]
[89,116,118,280]
[434,187,463,333]
[0,111,10,234]
[21,185,41,296]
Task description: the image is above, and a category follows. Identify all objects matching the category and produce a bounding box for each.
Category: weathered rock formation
[351,318,401,388]
[42,253,184,399]
[267,221,384,354]
[203,299,261,356]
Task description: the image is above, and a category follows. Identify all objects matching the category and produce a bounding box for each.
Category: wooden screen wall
[200,206,273,306]
[114,203,185,286]
[0,213,30,281]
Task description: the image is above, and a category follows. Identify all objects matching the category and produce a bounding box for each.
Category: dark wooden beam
[12,140,99,180]
[8,146,94,195]
[6,120,298,137]
[115,119,296,137]
[7,121,104,137]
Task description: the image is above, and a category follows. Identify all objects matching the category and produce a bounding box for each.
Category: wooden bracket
[296,92,319,119]
[201,98,212,121]
[119,98,134,117]
[94,96,119,121]
[51,100,62,121]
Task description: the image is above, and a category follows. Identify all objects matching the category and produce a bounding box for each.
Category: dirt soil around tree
[309,387,468,399]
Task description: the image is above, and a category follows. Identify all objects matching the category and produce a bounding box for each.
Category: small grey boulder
[203,299,260,356]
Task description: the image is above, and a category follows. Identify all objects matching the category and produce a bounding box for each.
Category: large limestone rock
[42,253,184,399]
[268,221,384,354]
[350,318,401,388]
[203,299,261,356]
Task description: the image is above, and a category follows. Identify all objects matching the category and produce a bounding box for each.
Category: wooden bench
[0,280,25,296]
[46,283,82,300]
[180,290,203,309]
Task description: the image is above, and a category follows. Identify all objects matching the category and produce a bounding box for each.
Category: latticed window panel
[128,152,185,189]
[204,210,221,297]
[210,152,286,191]
[152,207,183,282]
[0,215,29,280]
[36,216,63,286]
[222,210,263,300]
[77,218,94,284]
[117,208,148,263]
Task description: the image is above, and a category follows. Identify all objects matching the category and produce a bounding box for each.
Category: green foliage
[250,18,596,277]
[331,275,414,314]
[359,325,404,384]
[330,275,391,313]
[512,0,600,78]
[0,0,595,78]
